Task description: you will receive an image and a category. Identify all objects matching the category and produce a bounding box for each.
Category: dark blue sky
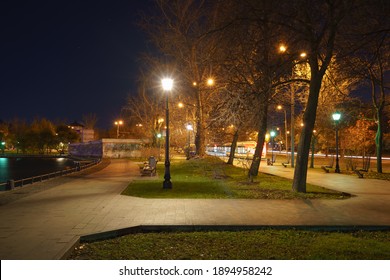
[1,0,153,129]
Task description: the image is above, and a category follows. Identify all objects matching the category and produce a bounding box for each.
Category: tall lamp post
[279,45,308,168]
[310,130,317,168]
[114,120,123,138]
[277,105,289,162]
[332,112,341,173]
[162,78,173,189]
[185,123,193,160]
[270,130,276,164]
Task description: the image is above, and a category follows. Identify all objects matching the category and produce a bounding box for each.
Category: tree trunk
[292,73,322,193]
[248,105,268,182]
[227,129,239,165]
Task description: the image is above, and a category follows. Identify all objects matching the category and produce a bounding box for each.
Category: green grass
[68,229,390,260]
[122,157,350,199]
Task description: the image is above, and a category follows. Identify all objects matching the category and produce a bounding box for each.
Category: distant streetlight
[185,123,193,160]
[310,130,317,168]
[207,78,214,86]
[278,44,308,168]
[114,120,123,138]
[332,112,341,173]
[270,130,276,164]
[279,44,287,53]
[157,133,162,160]
[162,78,173,189]
[277,105,289,162]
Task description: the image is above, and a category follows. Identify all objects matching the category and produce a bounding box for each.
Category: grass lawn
[68,229,390,260]
[122,157,350,199]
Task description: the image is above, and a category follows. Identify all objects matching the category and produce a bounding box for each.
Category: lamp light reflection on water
[0,158,9,183]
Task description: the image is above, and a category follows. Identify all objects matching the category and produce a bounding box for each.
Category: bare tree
[123,78,164,147]
[341,0,390,172]
[218,0,297,181]
[141,0,228,156]
[275,0,354,193]
[209,87,257,164]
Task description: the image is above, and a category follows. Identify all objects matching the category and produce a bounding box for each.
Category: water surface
[0,157,76,183]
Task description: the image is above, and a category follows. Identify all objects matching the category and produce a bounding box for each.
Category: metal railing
[0,159,101,191]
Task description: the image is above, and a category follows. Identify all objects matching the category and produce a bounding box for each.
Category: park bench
[360,155,371,172]
[354,169,364,178]
[321,155,334,173]
[267,153,277,166]
[140,156,157,176]
[281,156,290,167]
[353,155,371,178]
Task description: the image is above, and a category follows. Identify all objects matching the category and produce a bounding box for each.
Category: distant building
[68,121,95,143]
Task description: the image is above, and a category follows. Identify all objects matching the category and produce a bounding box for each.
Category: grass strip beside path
[69,229,390,260]
[122,157,350,199]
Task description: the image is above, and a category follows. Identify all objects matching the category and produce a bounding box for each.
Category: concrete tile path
[0,159,389,260]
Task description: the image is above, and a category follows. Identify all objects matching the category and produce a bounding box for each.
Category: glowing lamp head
[332,112,341,121]
[207,78,214,86]
[162,78,173,91]
[279,44,287,53]
[186,124,193,131]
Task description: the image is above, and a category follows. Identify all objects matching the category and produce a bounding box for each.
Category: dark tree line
[0,118,80,154]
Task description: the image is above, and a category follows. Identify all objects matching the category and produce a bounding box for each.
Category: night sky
[1,0,153,129]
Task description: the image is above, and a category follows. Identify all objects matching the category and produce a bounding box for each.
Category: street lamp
[270,130,276,164]
[278,44,309,168]
[162,78,173,189]
[114,120,123,138]
[310,130,317,168]
[185,123,193,160]
[277,105,289,162]
[332,112,341,173]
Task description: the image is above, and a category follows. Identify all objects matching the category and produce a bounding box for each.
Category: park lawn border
[122,157,351,200]
[66,225,390,260]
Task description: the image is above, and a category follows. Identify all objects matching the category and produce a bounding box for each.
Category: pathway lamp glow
[332,112,341,173]
[162,78,173,189]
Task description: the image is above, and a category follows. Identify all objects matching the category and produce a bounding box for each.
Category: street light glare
[332,112,341,121]
[162,78,173,91]
[186,124,193,131]
[300,52,307,58]
[207,78,214,86]
[279,44,287,53]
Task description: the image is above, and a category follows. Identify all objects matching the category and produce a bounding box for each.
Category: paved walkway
[0,159,389,259]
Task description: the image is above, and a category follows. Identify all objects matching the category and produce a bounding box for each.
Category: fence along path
[0,159,101,191]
